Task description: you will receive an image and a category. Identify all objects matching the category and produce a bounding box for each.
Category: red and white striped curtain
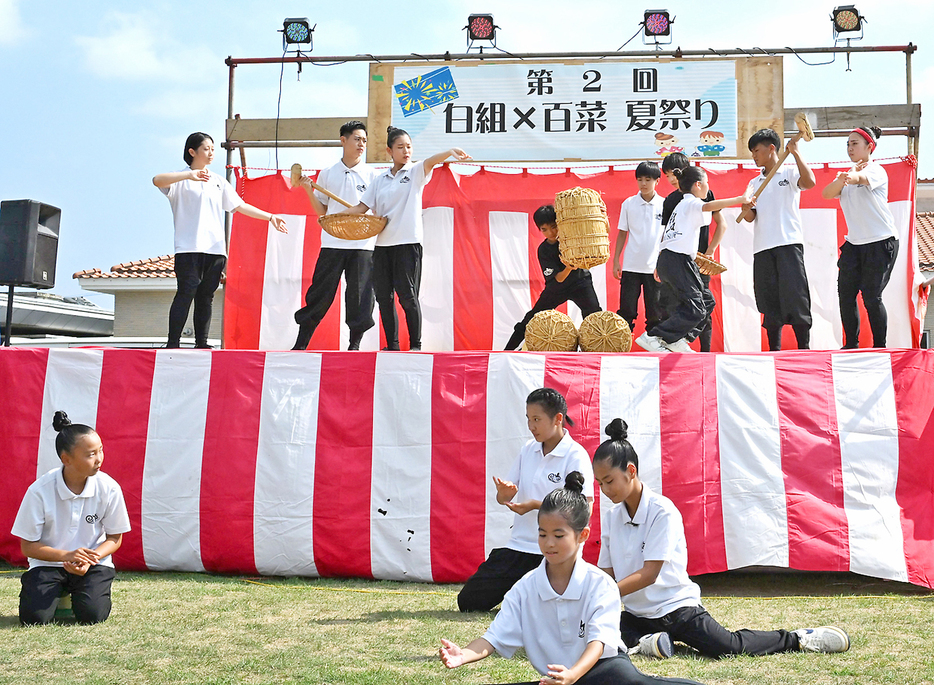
[2,347,932,589]
[224,160,923,352]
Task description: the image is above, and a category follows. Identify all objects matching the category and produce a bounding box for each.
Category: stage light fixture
[467,14,496,42]
[832,5,863,35]
[282,17,313,50]
[643,10,671,37]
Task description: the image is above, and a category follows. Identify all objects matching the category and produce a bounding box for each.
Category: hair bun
[869,126,882,140]
[386,126,396,135]
[672,168,683,177]
[563,471,585,494]
[605,418,628,441]
[52,410,72,432]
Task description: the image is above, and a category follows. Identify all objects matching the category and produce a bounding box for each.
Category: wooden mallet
[736,112,815,223]
[290,163,355,208]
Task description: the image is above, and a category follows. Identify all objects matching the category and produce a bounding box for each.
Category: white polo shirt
[597,484,701,619]
[160,168,243,256]
[505,432,594,555]
[360,161,433,247]
[315,159,380,250]
[839,162,898,245]
[746,166,803,254]
[484,559,624,675]
[619,192,665,273]
[11,467,131,570]
[660,193,706,257]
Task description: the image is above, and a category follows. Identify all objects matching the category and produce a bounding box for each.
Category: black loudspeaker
[0,200,61,289]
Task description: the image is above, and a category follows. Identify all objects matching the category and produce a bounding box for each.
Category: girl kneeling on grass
[12,411,131,625]
[594,418,850,659]
[441,472,704,685]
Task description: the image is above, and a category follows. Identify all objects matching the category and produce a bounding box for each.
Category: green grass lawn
[1,563,932,684]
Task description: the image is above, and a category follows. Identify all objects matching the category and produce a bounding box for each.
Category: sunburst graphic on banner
[394,66,459,117]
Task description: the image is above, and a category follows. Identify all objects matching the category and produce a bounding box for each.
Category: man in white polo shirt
[741,128,817,351]
[292,121,379,351]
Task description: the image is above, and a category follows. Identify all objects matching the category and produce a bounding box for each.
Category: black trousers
[838,237,899,349]
[20,565,116,625]
[294,248,376,334]
[753,244,812,349]
[620,605,798,659]
[650,250,715,345]
[505,279,602,351]
[168,252,227,346]
[618,271,663,334]
[493,652,703,685]
[373,244,422,350]
[457,547,542,612]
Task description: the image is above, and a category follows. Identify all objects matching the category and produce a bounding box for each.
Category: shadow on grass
[314,608,477,625]
[693,571,934,597]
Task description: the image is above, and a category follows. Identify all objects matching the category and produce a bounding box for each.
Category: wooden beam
[225,117,366,142]
[782,105,921,135]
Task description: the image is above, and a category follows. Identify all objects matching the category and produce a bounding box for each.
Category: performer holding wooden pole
[292,121,379,351]
[739,118,816,351]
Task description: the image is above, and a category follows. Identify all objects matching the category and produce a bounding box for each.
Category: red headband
[852,128,876,151]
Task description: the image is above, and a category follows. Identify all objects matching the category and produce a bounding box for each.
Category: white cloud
[74,12,218,84]
[0,0,28,46]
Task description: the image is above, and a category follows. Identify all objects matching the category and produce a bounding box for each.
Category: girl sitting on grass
[440,472,704,685]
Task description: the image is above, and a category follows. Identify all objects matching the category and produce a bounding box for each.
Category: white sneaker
[663,337,695,353]
[635,333,670,353]
[629,632,673,659]
[794,626,850,653]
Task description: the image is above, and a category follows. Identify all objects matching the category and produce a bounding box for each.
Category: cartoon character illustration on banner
[697,131,726,157]
[655,132,684,157]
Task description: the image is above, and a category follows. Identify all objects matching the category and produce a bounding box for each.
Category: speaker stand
[3,285,13,347]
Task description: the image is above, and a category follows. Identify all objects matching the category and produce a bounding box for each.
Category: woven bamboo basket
[694,252,727,276]
[318,213,388,241]
[554,187,610,270]
[525,310,579,352]
[579,311,632,352]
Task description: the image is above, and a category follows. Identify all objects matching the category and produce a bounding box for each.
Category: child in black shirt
[505,205,602,350]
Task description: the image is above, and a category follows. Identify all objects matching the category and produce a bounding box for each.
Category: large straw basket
[579,311,632,352]
[525,310,579,352]
[694,252,727,276]
[554,187,610,269]
[318,214,388,241]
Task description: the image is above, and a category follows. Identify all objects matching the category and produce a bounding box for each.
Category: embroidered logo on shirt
[579,620,586,638]
[85,514,99,524]
[357,184,366,193]
[778,179,790,187]
[400,175,411,184]
[548,472,561,483]
[543,267,554,277]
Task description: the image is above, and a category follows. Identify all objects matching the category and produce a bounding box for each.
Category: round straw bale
[525,309,579,352]
[579,311,632,352]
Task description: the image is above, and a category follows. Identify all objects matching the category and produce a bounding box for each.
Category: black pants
[20,565,116,625]
[618,271,662,334]
[373,244,422,350]
[650,251,715,345]
[493,652,703,685]
[620,606,798,659]
[753,244,812,350]
[838,237,899,349]
[293,248,376,348]
[168,252,227,346]
[457,547,542,612]
[505,279,602,351]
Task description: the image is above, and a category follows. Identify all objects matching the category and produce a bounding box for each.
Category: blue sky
[1,0,931,307]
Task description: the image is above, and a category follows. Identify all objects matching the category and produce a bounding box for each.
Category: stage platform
[2,347,932,590]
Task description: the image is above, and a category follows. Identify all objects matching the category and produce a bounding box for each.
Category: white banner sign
[390,61,738,161]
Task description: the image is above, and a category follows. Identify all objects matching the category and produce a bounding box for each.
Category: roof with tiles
[73,255,176,280]
[917,213,934,270]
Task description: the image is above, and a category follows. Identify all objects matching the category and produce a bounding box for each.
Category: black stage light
[467,14,496,42]
[643,10,671,37]
[283,17,313,48]
[832,5,863,34]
